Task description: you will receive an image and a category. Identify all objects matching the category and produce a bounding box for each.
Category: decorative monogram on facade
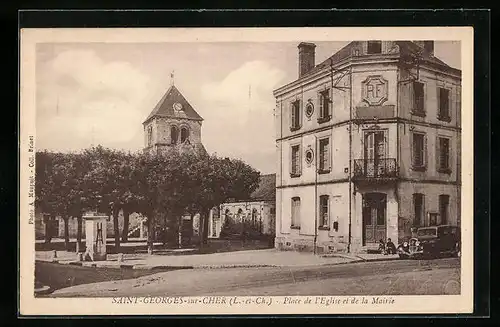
[362,75,389,106]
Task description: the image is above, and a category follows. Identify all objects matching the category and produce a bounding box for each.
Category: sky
[36,41,460,174]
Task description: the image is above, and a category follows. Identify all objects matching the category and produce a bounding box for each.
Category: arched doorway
[362,192,387,245]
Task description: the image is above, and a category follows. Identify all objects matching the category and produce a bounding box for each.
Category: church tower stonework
[143,83,206,156]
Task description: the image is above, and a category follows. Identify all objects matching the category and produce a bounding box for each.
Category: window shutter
[410,133,415,166]
[328,138,332,170]
[290,103,296,128]
[326,196,331,227]
[366,133,374,160]
[299,99,302,127]
[289,145,293,174]
[437,87,441,117]
[383,132,388,159]
[410,82,415,111]
[298,144,302,174]
[329,88,333,117]
[449,139,453,172]
[318,92,324,118]
[423,134,428,168]
[436,136,440,171]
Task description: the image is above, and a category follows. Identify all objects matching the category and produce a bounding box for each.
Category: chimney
[414,40,434,56]
[423,41,434,56]
[298,42,316,78]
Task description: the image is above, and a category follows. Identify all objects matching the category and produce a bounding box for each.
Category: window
[170,125,179,144]
[252,208,258,224]
[291,197,301,228]
[412,132,427,170]
[225,209,231,221]
[437,137,451,172]
[367,41,382,54]
[412,81,425,115]
[439,195,449,225]
[413,193,424,227]
[438,87,451,121]
[318,138,331,173]
[319,195,329,228]
[290,100,301,130]
[290,145,301,177]
[270,207,276,215]
[180,127,189,143]
[147,125,153,146]
[318,89,331,123]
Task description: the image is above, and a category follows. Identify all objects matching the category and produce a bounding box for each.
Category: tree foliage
[35,146,261,253]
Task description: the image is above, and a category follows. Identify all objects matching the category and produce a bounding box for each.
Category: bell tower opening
[170,125,179,144]
[180,127,189,143]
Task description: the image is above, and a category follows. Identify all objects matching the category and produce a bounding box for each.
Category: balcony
[353,158,398,183]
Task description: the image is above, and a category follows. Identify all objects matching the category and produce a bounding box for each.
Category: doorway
[362,193,387,245]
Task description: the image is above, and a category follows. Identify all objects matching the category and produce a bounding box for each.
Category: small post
[117,253,124,263]
[52,250,57,260]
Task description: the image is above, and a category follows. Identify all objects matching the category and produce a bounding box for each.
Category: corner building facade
[273,41,461,253]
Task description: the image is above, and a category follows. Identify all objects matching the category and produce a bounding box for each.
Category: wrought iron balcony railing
[353,158,398,180]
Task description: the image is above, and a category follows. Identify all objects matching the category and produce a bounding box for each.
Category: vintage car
[397,225,461,259]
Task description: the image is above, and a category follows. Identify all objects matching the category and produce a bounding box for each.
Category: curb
[321,254,401,263]
[36,256,399,271]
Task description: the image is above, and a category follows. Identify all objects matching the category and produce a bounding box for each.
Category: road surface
[50,257,460,297]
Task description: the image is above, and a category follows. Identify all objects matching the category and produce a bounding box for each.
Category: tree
[131,151,180,254]
[182,154,261,246]
[35,151,58,244]
[81,146,136,252]
[37,152,86,251]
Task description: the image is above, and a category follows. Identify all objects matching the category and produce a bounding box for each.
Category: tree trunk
[76,215,83,253]
[63,215,70,251]
[43,215,52,244]
[178,216,182,249]
[112,207,120,253]
[147,216,154,255]
[201,210,210,246]
[121,208,130,243]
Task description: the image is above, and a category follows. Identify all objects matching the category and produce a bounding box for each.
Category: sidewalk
[35,248,399,270]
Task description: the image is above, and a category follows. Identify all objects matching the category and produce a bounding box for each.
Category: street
[50,257,460,297]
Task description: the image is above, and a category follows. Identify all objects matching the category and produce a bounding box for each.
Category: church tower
[143,79,206,156]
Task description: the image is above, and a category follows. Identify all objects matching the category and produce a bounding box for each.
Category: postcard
[19,26,473,315]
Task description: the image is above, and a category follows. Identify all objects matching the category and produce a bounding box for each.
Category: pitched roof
[250,173,276,201]
[143,85,203,124]
[300,41,457,80]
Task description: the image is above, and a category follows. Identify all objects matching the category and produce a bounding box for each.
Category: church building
[143,82,206,156]
[142,79,207,244]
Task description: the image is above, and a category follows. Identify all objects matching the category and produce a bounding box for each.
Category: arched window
[225,209,231,222]
[170,125,179,144]
[237,208,243,222]
[180,127,189,143]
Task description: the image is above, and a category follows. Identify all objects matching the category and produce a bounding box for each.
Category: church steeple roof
[143,85,204,125]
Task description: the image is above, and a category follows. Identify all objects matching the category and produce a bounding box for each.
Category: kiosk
[83,213,108,261]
